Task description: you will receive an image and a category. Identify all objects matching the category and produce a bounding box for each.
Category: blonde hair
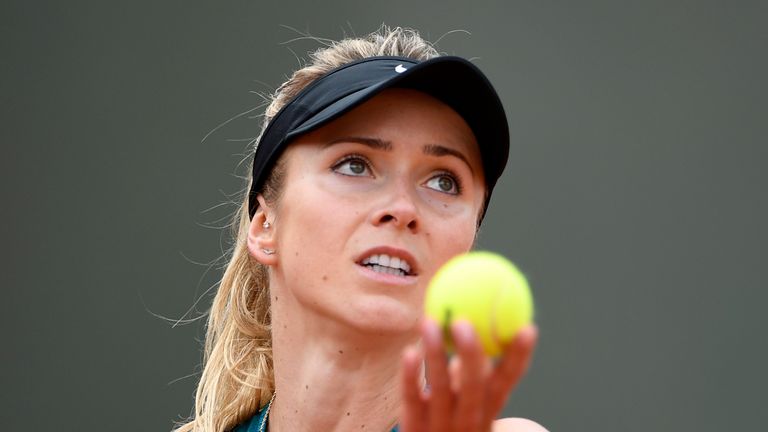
[174,26,439,432]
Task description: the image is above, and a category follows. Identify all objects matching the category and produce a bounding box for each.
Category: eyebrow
[323,136,392,150]
[422,144,474,174]
[324,136,473,173]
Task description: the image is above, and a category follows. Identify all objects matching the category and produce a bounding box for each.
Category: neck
[267,286,417,432]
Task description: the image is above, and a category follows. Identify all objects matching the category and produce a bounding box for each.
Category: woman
[175,27,544,432]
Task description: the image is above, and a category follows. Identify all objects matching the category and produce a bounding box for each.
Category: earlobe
[246,196,278,266]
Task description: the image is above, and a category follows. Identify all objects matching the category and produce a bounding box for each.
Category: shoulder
[492,417,549,432]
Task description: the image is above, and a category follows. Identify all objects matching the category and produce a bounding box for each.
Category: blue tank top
[231,406,399,431]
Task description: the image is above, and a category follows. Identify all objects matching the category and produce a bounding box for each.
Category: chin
[345,297,422,336]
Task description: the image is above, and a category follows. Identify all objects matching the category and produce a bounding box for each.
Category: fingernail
[423,320,441,347]
[517,324,538,341]
[451,320,475,344]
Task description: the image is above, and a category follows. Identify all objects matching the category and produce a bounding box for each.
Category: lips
[356,247,418,277]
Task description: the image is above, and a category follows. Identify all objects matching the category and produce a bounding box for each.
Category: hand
[399,319,538,432]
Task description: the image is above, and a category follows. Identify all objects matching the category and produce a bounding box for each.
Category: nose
[369,184,420,232]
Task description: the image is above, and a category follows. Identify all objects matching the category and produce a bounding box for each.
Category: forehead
[293,88,483,169]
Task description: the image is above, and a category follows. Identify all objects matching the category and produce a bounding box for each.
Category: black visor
[247,56,509,219]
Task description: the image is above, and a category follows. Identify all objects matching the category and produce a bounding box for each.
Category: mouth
[356,248,418,278]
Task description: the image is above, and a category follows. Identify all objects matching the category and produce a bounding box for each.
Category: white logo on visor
[395,64,407,73]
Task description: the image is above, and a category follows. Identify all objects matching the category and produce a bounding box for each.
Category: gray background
[2,1,766,430]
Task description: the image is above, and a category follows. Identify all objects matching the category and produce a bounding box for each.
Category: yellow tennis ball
[424,251,534,357]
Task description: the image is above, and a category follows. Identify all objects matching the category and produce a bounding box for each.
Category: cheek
[274,206,335,300]
[274,180,357,269]
[424,218,477,275]
[440,229,476,258]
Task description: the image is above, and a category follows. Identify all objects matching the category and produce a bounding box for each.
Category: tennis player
[175,26,545,432]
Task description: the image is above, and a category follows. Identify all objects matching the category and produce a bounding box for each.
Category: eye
[425,172,461,195]
[332,155,372,177]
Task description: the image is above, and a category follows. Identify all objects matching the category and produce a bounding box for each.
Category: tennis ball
[424,251,533,357]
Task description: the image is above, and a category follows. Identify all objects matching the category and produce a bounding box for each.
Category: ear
[247,195,278,266]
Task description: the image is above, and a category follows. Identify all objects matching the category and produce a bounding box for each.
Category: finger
[399,345,427,432]
[451,320,487,432]
[448,355,462,393]
[422,319,452,432]
[483,324,539,424]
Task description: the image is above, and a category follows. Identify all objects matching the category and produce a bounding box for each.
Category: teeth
[362,253,412,275]
[371,264,405,276]
[401,259,411,272]
[391,257,401,269]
